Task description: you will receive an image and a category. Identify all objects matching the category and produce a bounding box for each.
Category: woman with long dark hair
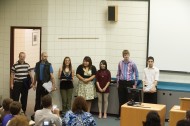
[58,57,74,113]
[76,56,96,112]
[96,60,111,119]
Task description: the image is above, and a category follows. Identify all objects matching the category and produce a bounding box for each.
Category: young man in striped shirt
[10,52,33,113]
[116,50,139,118]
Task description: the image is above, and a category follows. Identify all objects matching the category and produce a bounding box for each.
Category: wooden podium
[180,98,190,110]
[120,103,166,126]
[169,98,190,126]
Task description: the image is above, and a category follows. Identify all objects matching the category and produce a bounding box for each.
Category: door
[10,26,41,68]
[10,26,41,115]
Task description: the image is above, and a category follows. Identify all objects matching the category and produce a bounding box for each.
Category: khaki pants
[60,88,73,112]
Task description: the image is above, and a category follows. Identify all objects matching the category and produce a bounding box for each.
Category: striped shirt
[11,61,31,82]
[116,60,139,83]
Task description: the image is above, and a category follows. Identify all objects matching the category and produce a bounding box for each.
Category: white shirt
[34,108,62,126]
[142,66,159,91]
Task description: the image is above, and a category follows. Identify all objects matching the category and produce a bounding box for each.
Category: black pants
[118,80,134,117]
[34,81,48,111]
[11,82,28,112]
[144,92,157,104]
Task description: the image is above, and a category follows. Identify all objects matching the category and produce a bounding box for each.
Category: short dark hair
[9,101,22,115]
[41,95,52,108]
[72,96,88,113]
[176,119,190,126]
[83,56,92,68]
[2,98,13,111]
[19,52,25,57]
[143,111,161,126]
[147,56,154,62]
[99,60,107,70]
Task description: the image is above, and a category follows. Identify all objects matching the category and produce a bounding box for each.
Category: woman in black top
[76,56,96,112]
[58,57,74,113]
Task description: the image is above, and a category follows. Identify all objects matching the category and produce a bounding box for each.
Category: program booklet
[42,81,52,92]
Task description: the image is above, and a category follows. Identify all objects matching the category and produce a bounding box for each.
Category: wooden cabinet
[120,103,166,126]
[169,105,186,126]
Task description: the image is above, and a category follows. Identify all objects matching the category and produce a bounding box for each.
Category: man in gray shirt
[35,95,62,126]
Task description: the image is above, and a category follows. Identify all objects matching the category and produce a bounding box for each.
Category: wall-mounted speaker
[108,6,118,21]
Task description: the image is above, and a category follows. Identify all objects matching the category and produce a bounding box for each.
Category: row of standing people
[117,50,159,118]
[10,50,159,118]
[58,50,159,119]
[10,52,111,118]
[53,55,110,119]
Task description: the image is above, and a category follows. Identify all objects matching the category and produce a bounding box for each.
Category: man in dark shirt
[32,52,56,111]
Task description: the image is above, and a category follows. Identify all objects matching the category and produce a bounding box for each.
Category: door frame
[10,26,42,68]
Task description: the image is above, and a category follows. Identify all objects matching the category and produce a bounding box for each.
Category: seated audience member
[34,95,62,126]
[0,98,13,122]
[63,96,96,126]
[143,111,161,126]
[2,101,22,126]
[186,110,190,121]
[7,115,29,126]
[176,119,190,126]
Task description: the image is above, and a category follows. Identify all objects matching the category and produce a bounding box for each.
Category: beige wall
[0,0,189,109]
[0,0,48,100]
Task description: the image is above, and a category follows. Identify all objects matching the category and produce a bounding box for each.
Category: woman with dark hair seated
[176,119,190,126]
[63,96,96,126]
[143,111,161,126]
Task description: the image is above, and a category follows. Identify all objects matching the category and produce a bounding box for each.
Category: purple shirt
[2,114,14,126]
[116,60,139,83]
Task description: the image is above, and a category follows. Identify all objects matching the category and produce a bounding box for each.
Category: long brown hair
[82,56,92,69]
[62,57,72,72]
[99,60,107,70]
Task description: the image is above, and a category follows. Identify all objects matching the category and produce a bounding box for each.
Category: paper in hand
[42,81,52,92]
[29,120,35,125]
